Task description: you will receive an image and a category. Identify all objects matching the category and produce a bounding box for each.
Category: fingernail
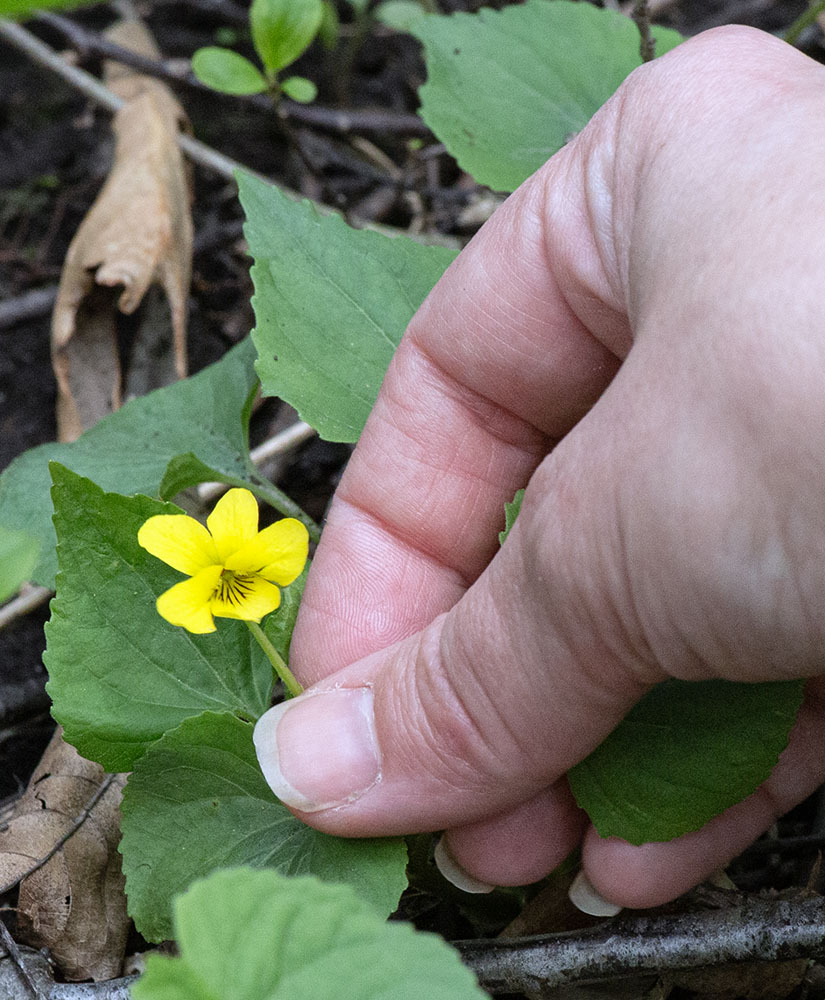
[568,871,622,917]
[434,837,495,894]
[253,687,381,812]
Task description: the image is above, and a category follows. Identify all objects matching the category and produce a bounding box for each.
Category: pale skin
[256,25,825,908]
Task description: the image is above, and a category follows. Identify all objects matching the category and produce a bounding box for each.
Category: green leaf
[250,0,324,73]
[317,1,339,50]
[131,867,486,1000]
[498,488,524,546]
[0,525,38,603]
[0,337,258,590]
[568,679,804,844]
[158,453,247,502]
[0,0,99,16]
[239,172,456,442]
[281,75,318,103]
[191,47,269,95]
[120,713,408,942]
[44,467,273,772]
[412,0,684,192]
[374,0,427,33]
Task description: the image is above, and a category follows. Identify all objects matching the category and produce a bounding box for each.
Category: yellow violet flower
[137,488,309,635]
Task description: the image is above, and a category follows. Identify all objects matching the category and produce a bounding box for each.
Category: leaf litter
[51,19,192,442]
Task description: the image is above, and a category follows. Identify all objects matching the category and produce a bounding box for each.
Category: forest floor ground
[1,1,823,997]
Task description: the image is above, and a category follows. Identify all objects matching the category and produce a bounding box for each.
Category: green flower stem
[784,0,825,45]
[246,620,304,699]
[247,473,322,544]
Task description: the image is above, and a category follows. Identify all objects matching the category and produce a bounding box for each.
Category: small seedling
[192,0,326,102]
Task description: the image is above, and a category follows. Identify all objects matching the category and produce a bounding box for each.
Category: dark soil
[1,0,824,994]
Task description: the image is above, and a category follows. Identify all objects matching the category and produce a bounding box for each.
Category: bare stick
[456,895,825,994]
[0,286,58,331]
[632,0,656,62]
[35,11,430,136]
[0,922,47,1000]
[0,587,52,632]
[0,949,136,999]
[0,774,118,899]
[0,19,122,113]
[0,18,264,184]
[0,18,459,248]
[198,421,317,502]
[250,420,316,465]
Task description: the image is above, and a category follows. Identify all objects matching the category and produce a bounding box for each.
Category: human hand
[254,25,825,911]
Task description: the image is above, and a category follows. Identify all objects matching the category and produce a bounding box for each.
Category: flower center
[216,569,256,606]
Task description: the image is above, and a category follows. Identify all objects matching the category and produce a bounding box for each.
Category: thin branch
[0,286,58,331]
[0,587,52,633]
[198,421,317,502]
[632,0,656,62]
[456,895,825,994]
[0,18,460,248]
[35,11,430,136]
[0,19,122,113]
[36,11,193,82]
[287,103,431,138]
[52,976,137,999]
[0,774,118,899]
[0,922,47,1000]
[0,949,136,1000]
[250,421,316,466]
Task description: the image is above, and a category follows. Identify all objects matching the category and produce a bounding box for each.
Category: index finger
[290,134,628,686]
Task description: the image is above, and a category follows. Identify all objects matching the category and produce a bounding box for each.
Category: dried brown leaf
[52,19,193,442]
[0,729,128,982]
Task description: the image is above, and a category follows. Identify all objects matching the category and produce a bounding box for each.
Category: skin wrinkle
[443,588,547,786]
[331,340,553,584]
[411,190,621,439]
[538,190,628,372]
[333,494,475,592]
[409,339,553,453]
[394,624,500,794]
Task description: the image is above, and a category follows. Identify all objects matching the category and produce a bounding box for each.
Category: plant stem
[247,473,322,543]
[784,0,825,45]
[246,620,303,698]
[632,0,656,62]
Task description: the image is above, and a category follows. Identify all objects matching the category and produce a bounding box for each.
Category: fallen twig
[0,923,46,1000]
[0,949,136,999]
[198,421,317,502]
[632,0,656,62]
[36,11,430,136]
[0,18,460,249]
[0,18,254,180]
[456,895,825,994]
[0,587,52,633]
[0,287,58,331]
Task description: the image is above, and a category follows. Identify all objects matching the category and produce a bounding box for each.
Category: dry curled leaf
[0,729,128,982]
[52,19,193,442]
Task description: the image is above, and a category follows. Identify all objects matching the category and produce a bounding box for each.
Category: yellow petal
[156,565,223,634]
[138,514,219,575]
[210,573,281,622]
[225,518,309,586]
[207,488,260,562]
